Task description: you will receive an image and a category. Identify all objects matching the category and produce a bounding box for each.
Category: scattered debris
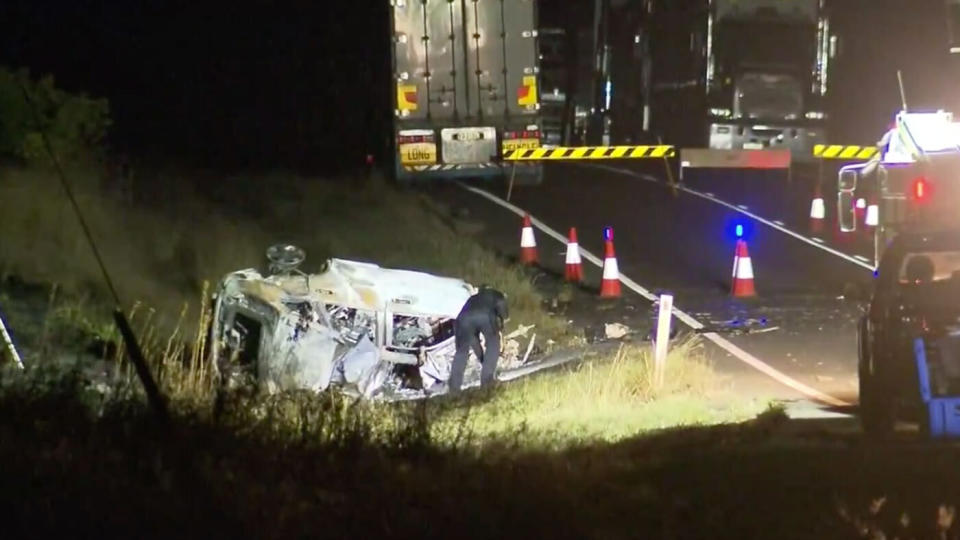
[502,339,521,364]
[695,317,779,336]
[521,333,537,365]
[605,322,631,340]
[749,326,781,335]
[506,324,535,340]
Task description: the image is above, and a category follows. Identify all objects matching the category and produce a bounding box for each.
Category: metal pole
[506,162,518,202]
[818,157,824,193]
[0,306,24,370]
[658,136,678,197]
[874,227,881,269]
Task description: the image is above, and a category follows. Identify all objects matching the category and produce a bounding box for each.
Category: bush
[0,67,111,165]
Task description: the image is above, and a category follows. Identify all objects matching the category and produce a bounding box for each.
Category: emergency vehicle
[847,111,960,437]
[837,110,960,266]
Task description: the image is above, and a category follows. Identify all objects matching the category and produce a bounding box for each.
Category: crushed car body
[209,244,494,400]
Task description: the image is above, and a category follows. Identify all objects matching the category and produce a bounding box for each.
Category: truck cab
[639,0,832,158]
[706,0,830,160]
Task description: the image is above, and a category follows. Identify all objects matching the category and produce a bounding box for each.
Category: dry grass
[0,163,766,457]
[39,282,761,453]
[0,281,792,539]
[436,338,768,447]
[0,165,566,343]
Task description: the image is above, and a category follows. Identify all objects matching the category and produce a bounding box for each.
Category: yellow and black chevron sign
[813,144,879,160]
[504,145,675,161]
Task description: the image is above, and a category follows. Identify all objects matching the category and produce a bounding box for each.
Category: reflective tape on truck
[813,144,879,160]
[504,145,676,161]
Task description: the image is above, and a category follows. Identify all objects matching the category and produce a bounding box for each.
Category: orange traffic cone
[809,186,826,234]
[565,227,583,283]
[520,213,538,265]
[731,239,756,298]
[600,227,621,298]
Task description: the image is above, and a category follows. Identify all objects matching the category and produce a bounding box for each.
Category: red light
[914,177,929,200]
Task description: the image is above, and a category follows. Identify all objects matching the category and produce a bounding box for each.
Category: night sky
[1,1,957,174]
[1,1,391,173]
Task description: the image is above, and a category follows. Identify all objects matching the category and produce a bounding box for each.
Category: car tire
[859,318,895,438]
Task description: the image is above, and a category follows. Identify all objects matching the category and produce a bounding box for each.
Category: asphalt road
[673,163,878,261]
[429,162,872,406]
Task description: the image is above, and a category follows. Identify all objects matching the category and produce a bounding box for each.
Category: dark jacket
[459,288,509,331]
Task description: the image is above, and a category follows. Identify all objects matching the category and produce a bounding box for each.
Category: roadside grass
[0,165,800,538]
[0,165,565,346]
[7,347,960,539]
[0,162,763,450]
[431,338,770,448]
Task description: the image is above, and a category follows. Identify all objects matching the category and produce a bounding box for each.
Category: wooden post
[653,293,673,389]
[658,136,678,197]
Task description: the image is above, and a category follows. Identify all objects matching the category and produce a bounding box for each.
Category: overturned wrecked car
[209,244,523,400]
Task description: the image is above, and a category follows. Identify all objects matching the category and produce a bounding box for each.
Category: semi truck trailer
[390,0,544,184]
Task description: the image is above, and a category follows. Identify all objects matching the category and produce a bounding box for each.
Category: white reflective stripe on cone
[602,258,619,279]
[856,198,867,209]
[810,198,826,219]
[565,243,581,264]
[736,257,754,279]
[865,205,879,226]
[732,255,740,278]
[521,227,536,247]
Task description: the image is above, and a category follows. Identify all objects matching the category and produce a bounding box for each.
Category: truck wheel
[859,365,897,438]
[859,369,895,438]
[859,320,895,438]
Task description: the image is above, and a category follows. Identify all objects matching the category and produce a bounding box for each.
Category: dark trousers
[448,315,500,394]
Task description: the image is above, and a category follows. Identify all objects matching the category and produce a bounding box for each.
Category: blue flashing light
[727,220,751,242]
[603,226,614,241]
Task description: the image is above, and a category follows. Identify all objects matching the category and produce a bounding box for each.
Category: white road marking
[773,220,786,226]
[812,237,825,244]
[584,164,875,272]
[854,255,871,263]
[705,192,715,197]
[459,184,851,408]
[737,204,749,210]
